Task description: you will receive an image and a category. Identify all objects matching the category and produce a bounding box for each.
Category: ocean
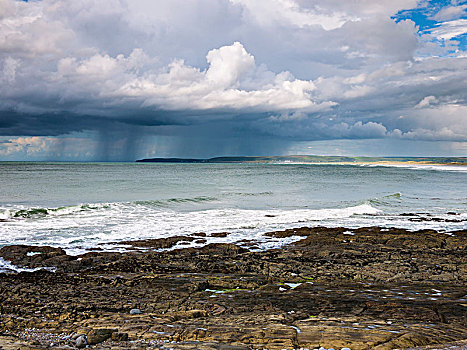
[0,162,466,256]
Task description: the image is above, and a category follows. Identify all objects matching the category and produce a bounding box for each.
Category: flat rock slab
[0,227,466,349]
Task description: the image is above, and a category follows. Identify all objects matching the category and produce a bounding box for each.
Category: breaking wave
[0,203,109,220]
[0,202,382,254]
[0,196,219,220]
[356,163,467,173]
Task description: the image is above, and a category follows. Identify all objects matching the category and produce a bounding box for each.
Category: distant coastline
[136,155,467,166]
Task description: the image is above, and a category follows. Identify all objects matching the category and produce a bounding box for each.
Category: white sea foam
[0,203,382,254]
[356,163,467,173]
[0,209,11,220]
[0,257,56,274]
[0,201,465,255]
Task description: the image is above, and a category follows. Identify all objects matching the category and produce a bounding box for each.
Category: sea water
[0,162,466,255]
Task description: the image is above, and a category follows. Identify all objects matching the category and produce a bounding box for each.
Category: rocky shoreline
[0,226,466,349]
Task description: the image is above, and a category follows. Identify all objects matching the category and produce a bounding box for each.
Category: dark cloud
[0,0,466,159]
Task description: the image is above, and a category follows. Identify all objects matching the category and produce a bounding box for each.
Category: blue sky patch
[394,0,467,53]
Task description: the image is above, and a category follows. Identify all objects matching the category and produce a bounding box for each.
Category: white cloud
[398,104,467,141]
[0,135,101,160]
[111,42,327,111]
[298,0,419,18]
[427,19,467,40]
[415,95,438,108]
[205,42,256,87]
[0,1,75,57]
[431,4,467,21]
[0,136,57,156]
[229,0,354,30]
[1,56,18,83]
[399,127,465,141]
[345,121,388,138]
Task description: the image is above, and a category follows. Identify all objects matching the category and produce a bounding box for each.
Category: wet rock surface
[0,226,466,349]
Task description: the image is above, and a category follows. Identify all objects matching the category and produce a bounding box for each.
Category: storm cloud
[0,0,466,159]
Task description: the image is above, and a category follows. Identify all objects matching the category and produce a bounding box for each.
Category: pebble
[130,308,142,314]
[75,335,87,348]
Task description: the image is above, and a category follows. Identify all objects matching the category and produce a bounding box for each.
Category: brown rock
[210,232,229,237]
[87,328,117,345]
[111,332,129,341]
[0,226,466,350]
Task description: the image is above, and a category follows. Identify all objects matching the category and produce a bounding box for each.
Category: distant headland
[136,155,467,165]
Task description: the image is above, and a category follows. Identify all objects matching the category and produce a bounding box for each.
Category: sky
[0,0,466,160]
